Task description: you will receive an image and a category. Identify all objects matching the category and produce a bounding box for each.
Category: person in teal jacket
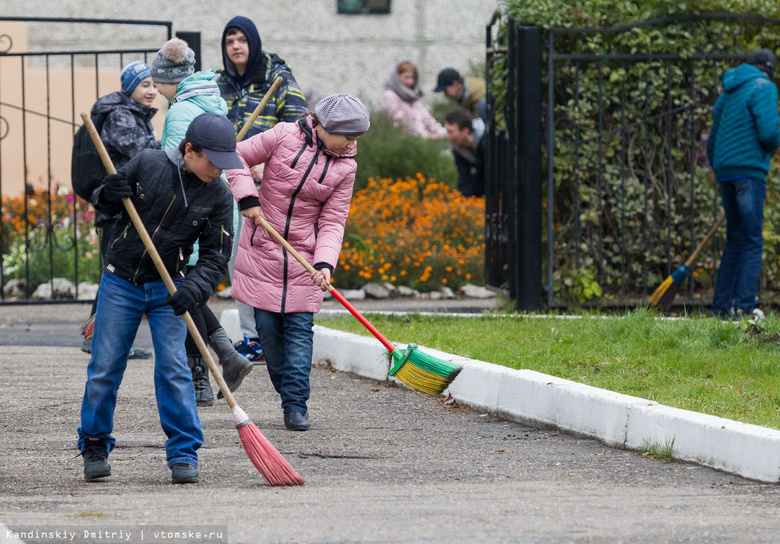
[151,37,253,407]
[707,48,780,319]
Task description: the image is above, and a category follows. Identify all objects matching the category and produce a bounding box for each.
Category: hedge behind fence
[497,0,780,304]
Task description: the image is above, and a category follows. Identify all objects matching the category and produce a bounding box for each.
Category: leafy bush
[492,1,780,303]
[355,111,457,193]
[501,0,780,28]
[335,175,485,291]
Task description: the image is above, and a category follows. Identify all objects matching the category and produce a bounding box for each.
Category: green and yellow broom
[648,215,725,311]
[255,215,462,396]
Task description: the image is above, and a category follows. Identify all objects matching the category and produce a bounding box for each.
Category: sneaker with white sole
[234,336,265,363]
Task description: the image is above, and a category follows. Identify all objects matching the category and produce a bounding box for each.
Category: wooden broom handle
[255,215,396,353]
[235,76,283,142]
[684,215,726,268]
[80,112,239,409]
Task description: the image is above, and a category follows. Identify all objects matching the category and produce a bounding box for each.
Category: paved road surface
[0,300,778,544]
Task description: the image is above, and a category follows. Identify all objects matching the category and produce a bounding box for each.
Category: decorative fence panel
[0,17,170,303]
[486,13,780,310]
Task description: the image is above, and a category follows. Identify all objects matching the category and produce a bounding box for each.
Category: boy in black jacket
[77,113,242,484]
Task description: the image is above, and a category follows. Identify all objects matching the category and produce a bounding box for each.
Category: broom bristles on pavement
[389,344,462,396]
[232,406,304,486]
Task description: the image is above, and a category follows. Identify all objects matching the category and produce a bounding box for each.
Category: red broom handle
[255,215,396,353]
[81,112,239,409]
[325,288,396,353]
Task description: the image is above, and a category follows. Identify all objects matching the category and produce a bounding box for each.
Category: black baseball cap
[185,113,244,170]
[747,48,776,77]
[433,68,461,92]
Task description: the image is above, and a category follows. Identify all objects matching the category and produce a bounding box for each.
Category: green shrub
[356,111,457,193]
[492,1,780,302]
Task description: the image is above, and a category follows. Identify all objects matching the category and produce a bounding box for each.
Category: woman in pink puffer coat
[226,94,370,431]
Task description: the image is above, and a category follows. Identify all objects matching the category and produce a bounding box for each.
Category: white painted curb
[221,309,780,483]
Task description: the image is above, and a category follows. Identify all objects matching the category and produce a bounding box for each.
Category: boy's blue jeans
[711,176,766,316]
[77,271,203,467]
[254,309,313,415]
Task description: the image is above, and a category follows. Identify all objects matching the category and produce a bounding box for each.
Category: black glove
[103,173,133,203]
[165,286,198,316]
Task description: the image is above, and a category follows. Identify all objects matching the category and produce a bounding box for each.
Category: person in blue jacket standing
[707,48,780,319]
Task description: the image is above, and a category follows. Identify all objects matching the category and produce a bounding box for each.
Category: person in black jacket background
[80,61,161,359]
[444,108,486,198]
[77,113,240,485]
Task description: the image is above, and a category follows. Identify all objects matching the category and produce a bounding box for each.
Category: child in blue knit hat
[79,61,162,359]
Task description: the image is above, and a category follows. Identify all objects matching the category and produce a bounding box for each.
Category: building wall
[1,0,498,195]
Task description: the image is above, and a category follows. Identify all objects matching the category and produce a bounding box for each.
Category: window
[337,0,391,15]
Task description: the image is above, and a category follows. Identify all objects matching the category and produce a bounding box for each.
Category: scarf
[383,69,423,104]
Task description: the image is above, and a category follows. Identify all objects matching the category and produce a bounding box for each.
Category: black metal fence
[0,17,171,303]
[485,12,780,311]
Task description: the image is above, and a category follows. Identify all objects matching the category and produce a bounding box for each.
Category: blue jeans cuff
[167,456,198,469]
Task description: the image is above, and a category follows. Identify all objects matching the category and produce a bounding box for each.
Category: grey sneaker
[170,463,198,484]
[82,436,111,481]
[80,335,92,354]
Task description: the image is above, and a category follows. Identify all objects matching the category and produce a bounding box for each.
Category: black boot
[81,436,111,480]
[284,411,310,431]
[209,328,253,399]
[170,463,199,484]
[187,356,214,407]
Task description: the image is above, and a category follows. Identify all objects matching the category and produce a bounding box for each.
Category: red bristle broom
[81,112,303,486]
[648,216,725,311]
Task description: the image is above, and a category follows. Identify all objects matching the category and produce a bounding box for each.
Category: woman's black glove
[165,286,198,316]
[103,173,133,203]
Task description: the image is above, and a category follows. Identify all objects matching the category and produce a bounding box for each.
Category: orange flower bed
[2,187,94,240]
[334,174,485,291]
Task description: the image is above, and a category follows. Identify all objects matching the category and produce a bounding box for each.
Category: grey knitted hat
[314,94,370,136]
[151,38,195,84]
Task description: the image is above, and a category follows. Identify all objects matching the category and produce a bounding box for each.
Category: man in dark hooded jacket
[216,16,308,139]
[707,48,780,319]
[216,16,309,360]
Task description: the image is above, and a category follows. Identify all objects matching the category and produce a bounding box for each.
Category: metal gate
[0,16,171,304]
[485,13,780,311]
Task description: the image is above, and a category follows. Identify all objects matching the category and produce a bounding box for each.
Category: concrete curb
[221,309,780,483]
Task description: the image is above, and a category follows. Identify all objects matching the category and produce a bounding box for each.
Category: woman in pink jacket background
[381,60,446,140]
[226,94,370,431]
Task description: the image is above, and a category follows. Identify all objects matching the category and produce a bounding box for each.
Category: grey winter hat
[314,94,370,136]
[747,48,776,78]
[151,38,196,84]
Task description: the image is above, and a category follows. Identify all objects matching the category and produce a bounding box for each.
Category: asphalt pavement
[0,298,779,544]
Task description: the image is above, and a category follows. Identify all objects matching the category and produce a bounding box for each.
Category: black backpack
[71,111,109,202]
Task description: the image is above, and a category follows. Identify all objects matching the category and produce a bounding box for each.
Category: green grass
[314,308,780,429]
[638,438,676,462]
